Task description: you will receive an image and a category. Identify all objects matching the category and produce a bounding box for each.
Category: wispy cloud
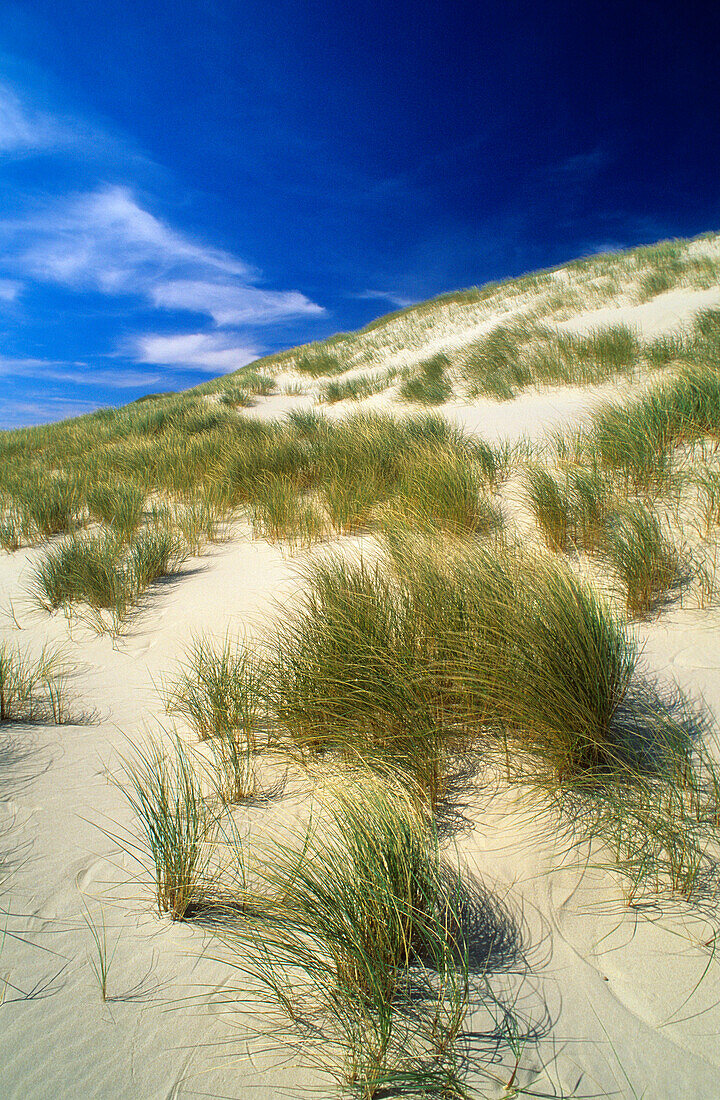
[134,332,260,372]
[150,279,324,325]
[0,78,95,157]
[11,185,250,289]
[0,394,100,429]
[0,354,162,388]
[0,79,62,153]
[0,278,21,301]
[2,185,324,326]
[551,147,608,180]
[351,289,417,308]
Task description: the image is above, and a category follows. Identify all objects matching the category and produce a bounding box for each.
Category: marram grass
[114,736,215,920]
[224,775,471,1098]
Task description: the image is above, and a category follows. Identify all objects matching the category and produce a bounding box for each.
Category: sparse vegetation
[4,230,720,1097]
[0,642,73,724]
[228,777,471,1097]
[115,736,215,920]
[399,353,453,404]
[30,521,187,633]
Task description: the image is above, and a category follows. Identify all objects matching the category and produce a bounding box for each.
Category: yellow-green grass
[114,736,215,920]
[0,641,73,724]
[225,776,471,1097]
[30,521,187,634]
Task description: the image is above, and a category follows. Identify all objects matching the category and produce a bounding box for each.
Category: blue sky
[0,1,719,427]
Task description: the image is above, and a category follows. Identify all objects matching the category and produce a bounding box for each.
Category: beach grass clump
[0,500,28,551]
[164,634,263,801]
[587,398,675,494]
[556,712,720,903]
[87,483,146,539]
[506,558,638,774]
[165,634,261,743]
[644,331,687,368]
[249,475,307,541]
[525,462,619,554]
[31,531,131,624]
[173,493,228,554]
[604,506,682,618]
[30,522,187,632]
[320,470,382,535]
[467,437,516,488]
[319,367,397,404]
[0,470,86,547]
[524,465,572,551]
[218,384,255,408]
[294,347,347,377]
[461,323,532,399]
[0,642,72,724]
[234,777,469,1095]
[566,464,618,552]
[587,365,720,496]
[386,536,641,778]
[399,353,453,405]
[557,324,639,382]
[270,540,639,793]
[23,472,85,540]
[126,523,186,593]
[389,450,503,538]
[269,554,456,803]
[235,369,277,396]
[116,737,214,919]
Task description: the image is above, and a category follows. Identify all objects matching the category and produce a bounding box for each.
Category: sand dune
[2,238,720,1097]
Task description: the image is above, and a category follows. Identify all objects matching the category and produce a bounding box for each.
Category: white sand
[3,285,720,1097]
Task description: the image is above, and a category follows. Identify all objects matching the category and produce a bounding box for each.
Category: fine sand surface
[3,287,720,1098]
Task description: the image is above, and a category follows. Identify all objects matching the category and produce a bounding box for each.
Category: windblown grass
[0,642,72,724]
[164,634,260,741]
[319,367,397,404]
[30,521,187,633]
[294,347,347,377]
[399,353,453,405]
[87,484,145,538]
[115,736,214,920]
[604,506,683,618]
[587,359,720,495]
[268,539,640,798]
[164,634,266,801]
[524,465,572,551]
[0,470,85,549]
[218,384,255,408]
[459,320,640,400]
[228,776,470,1097]
[387,450,504,537]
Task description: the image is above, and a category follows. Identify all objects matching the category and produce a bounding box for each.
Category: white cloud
[0,80,93,157]
[0,355,162,387]
[0,355,55,374]
[15,186,251,290]
[0,395,100,429]
[352,289,416,308]
[135,332,260,373]
[150,279,324,325]
[0,81,57,153]
[3,185,324,327]
[0,278,21,301]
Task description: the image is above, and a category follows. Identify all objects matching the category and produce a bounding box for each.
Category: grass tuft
[115,736,214,920]
[399,354,453,405]
[604,506,682,618]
